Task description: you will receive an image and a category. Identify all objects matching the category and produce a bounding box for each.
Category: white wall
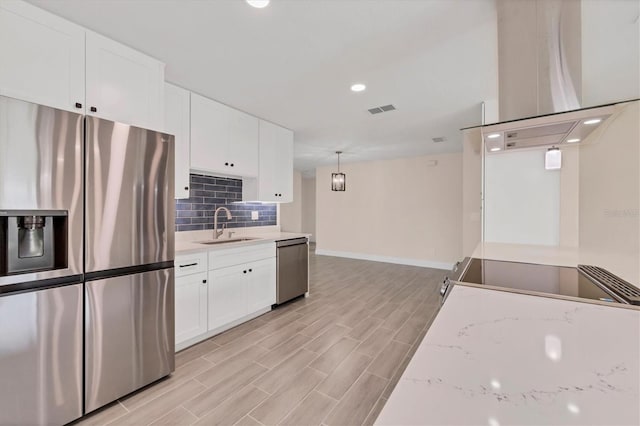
[279,170,302,232]
[581,0,640,106]
[484,150,561,246]
[301,176,316,242]
[559,146,579,247]
[462,128,483,256]
[315,153,462,269]
[578,101,639,285]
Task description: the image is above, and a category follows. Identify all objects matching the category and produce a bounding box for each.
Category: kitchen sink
[197,237,260,245]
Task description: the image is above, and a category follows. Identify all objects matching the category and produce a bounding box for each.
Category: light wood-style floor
[76,247,445,426]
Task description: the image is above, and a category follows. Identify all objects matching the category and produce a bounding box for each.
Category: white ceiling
[29,0,498,176]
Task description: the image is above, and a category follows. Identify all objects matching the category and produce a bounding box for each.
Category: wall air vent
[368,104,396,115]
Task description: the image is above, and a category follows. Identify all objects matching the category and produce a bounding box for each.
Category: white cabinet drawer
[175,251,208,277]
[209,241,275,270]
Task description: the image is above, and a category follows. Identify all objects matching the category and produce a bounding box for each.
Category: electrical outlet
[251,211,259,220]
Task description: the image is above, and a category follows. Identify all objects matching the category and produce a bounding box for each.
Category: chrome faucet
[213,207,232,239]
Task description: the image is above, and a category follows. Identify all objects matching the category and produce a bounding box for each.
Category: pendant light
[331,151,346,191]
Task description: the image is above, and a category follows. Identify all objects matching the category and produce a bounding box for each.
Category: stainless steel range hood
[479,101,631,153]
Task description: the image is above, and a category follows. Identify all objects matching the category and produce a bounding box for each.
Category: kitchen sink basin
[197,237,260,245]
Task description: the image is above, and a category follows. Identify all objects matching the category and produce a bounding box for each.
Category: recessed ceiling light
[566,138,580,143]
[487,133,501,139]
[246,0,270,8]
[490,147,501,152]
[584,118,601,125]
[350,83,366,92]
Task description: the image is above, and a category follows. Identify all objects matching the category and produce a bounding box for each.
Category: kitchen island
[376,285,640,425]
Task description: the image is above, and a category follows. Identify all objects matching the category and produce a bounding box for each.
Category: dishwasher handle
[276,237,308,248]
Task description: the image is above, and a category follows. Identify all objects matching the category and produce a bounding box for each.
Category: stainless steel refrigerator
[83,116,175,413]
[0,95,85,426]
[0,95,175,424]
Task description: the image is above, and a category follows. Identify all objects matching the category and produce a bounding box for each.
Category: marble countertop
[376,285,640,426]
[175,230,311,254]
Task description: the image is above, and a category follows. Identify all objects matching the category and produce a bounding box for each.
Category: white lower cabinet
[175,272,208,344]
[175,243,276,351]
[175,252,208,348]
[208,257,276,331]
[247,258,277,313]
[208,265,248,330]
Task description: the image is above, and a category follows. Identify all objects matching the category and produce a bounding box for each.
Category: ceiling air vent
[432,136,447,143]
[368,104,396,115]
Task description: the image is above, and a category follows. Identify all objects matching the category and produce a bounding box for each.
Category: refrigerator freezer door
[0,95,84,287]
[0,284,83,425]
[85,268,175,413]
[85,116,175,273]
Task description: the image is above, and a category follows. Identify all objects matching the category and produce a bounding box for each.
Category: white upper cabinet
[190,93,259,178]
[86,31,165,131]
[0,1,165,130]
[164,83,191,199]
[243,120,294,202]
[0,0,85,112]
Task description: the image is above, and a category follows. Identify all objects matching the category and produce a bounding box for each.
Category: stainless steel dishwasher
[276,237,309,304]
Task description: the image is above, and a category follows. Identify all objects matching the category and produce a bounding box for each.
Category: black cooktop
[458,258,623,303]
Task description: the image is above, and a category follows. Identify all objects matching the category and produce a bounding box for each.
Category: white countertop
[175,229,311,254]
[376,286,640,426]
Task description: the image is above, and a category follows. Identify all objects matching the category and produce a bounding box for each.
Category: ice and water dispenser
[0,210,68,275]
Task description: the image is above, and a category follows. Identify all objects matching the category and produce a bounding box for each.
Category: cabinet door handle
[184,186,189,191]
[243,270,247,274]
[225,162,229,166]
[90,106,97,112]
[202,279,207,284]
[75,102,82,109]
[230,163,234,167]
[249,269,252,272]
[179,263,198,268]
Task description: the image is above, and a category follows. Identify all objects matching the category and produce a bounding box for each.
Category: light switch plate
[251,211,259,220]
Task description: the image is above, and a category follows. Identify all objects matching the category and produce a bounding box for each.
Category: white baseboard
[315,249,454,270]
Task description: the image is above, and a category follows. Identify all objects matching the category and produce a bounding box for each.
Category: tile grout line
[248,414,266,426]
[362,392,388,425]
[317,351,378,425]
[193,363,273,420]
[181,404,200,420]
[276,382,320,425]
